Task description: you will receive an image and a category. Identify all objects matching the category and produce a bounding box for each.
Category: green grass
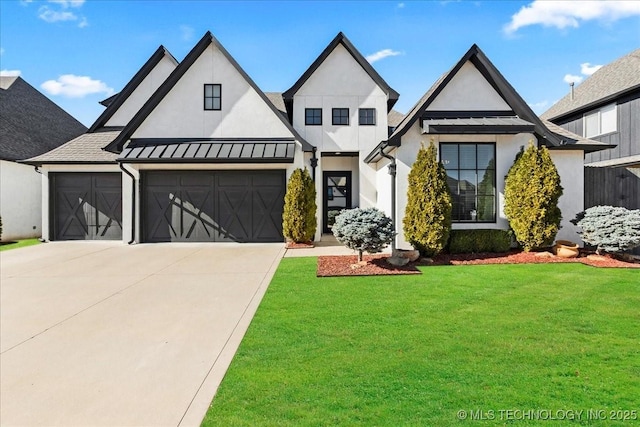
[203,259,640,426]
[0,238,41,251]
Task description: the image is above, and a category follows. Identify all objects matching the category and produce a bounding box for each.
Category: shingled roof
[24,129,121,164]
[541,48,640,121]
[0,76,87,161]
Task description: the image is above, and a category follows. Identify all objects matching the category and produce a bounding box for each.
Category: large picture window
[440,143,496,222]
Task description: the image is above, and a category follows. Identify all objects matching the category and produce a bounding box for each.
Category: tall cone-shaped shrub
[283,168,317,243]
[504,141,563,251]
[403,140,452,257]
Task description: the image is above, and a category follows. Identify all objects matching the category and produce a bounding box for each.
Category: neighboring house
[0,76,86,241]
[366,44,610,248]
[26,31,608,246]
[541,48,640,212]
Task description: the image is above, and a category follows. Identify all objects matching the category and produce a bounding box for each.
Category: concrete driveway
[0,241,284,426]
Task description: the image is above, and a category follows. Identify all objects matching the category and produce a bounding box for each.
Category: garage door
[51,173,122,240]
[143,170,285,243]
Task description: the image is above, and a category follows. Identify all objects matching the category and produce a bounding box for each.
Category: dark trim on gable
[89,46,177,133]
[282,32,400,119]
[104,31,313,154]
[424,124,535,134]
[422,110,514,119]
[383,44,563,149]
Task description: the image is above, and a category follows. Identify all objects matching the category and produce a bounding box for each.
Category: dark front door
[142,170,285,242]
[323,171,352,233]
[51,173,122,240]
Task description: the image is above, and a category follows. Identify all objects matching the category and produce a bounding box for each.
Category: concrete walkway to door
[0,241,284,426]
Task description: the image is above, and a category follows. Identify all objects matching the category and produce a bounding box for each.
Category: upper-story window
[305,108,322,125]
[204,84,221,110]
[441,143,496,223]
[359,108,376,125]
[332,108,349,125]
[584,103,616,137]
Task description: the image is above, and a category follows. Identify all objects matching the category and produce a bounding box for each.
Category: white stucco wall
[133,43,292,139]
[549,150,584,245]
[428,61,511,111]
[291,43,391,230]
[391,122,536,249]
[105,54,178,127]
[0,160,42,241]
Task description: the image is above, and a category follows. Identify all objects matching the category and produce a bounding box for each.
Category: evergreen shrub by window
[403,140,452,257]
[504,142,563,251]
[448,229,512,254]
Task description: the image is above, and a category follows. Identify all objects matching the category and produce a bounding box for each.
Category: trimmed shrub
[448,229,512,254]
[282,168,317,243]
[571,205,640,254]
[504,142,563,251]
[403,140,452,257]
[332,207,395,262]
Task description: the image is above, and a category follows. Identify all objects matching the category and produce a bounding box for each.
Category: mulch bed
[317,250,640,277]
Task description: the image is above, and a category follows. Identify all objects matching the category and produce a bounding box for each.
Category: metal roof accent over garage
[422,116,535,134]
[118,138,296,163]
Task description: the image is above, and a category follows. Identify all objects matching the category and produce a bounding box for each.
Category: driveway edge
[178,244,286,426]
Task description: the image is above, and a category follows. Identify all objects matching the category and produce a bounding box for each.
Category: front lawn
[0,238,41,251]
[203,259,639,426]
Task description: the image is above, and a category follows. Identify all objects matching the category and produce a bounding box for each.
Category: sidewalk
[284,235,391,258]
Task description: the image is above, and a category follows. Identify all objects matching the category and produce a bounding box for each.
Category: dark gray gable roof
[104,31,313,153]
[385,44,564,147]
[0,76,87,161]
[541,48,640,121]
[88,46,178,133]
[282,32,400,114]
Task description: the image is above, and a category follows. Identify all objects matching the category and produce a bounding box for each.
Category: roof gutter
[119,163,136,245]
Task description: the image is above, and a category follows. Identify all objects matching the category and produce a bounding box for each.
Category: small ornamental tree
[504,142,563,251]
[403,140,452,257]
[282,168,317,243]
[332,207,395,262]
[571,206,640,254]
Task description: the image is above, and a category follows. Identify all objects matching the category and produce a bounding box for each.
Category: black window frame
[332,108,349,126]
[440,142,497,223]
[359,108,376,125]
[204,84,221,111]
[305,108,322,125]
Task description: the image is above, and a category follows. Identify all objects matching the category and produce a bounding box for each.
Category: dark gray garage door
[51,173,122,240]
[143,170,285,242]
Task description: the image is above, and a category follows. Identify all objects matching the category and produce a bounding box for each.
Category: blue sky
[1,0,639,127]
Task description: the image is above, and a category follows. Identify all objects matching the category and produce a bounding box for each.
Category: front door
[323,171,352,233]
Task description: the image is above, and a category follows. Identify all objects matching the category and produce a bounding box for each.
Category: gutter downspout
[379,143,397,252]
[310,146,318,181]
[119,163,136,245]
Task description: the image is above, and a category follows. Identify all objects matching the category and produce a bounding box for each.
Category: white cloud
[180,25,195,41]
[48,0,85,8]
[397,2,405,8]
[563,74,583,85]
[504,0,640,34]
[78,16,89,28]
[580,62,603,76]
[0,69,22,77]
[19,0,33,5]
[41,74,114,98]
[366,49,402,64]
[38,6,78,23]
[528,100,549,111]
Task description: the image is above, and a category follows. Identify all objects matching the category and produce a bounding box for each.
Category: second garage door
[143,170,286,243]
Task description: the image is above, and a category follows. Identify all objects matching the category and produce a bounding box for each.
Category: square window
[583,103,617,137]
[204,84,221,111]
[359,108,376,125]
[305,108,322,125]
[332,108,349,125]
